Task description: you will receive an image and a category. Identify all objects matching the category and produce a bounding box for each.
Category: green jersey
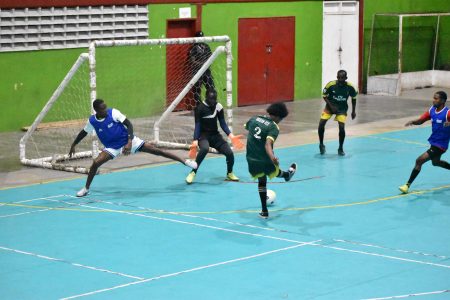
[245,115,279,163]
[322,80,357,114]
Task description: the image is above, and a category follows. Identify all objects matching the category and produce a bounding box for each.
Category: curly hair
[266,102,289,119]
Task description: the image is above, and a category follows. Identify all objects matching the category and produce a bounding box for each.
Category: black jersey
[194,101,230,139]
[189,42,212,69]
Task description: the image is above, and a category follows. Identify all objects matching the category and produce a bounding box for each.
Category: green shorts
[247,161,280,179]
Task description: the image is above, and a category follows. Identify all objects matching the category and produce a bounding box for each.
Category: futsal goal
[366,13,450,96]
[20,36,233,173]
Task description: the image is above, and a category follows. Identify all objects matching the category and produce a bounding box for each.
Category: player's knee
[431,159,440,166]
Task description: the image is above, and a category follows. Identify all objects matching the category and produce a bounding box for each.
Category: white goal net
[20,36,232,173]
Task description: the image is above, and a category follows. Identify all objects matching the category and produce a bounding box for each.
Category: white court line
[61,241,319,300]
[0,194,67,207]
[50,198,311,245]
[0,198,96,219]
[334,239,448,260]
[69,196,450,267]
[53,197,450,270]
[361,289,450,299]
[0,245,144,280]
[320,244,450,269]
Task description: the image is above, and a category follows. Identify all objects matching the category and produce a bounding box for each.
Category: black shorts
[427,145,446,160]
[201,133,228,150]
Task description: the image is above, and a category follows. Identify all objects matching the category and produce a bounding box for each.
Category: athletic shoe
[226,172,240,181]
[319,144,326,155]
[185,159,198,169]
[186,171,196,184]
[259,211,269,219]
[285,163,297,182]
[399,184,409,194]
[76,187,89,197]
[338,148,345,156]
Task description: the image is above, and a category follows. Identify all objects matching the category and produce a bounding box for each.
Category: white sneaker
[76,187,89,197]
[185,159,198,169]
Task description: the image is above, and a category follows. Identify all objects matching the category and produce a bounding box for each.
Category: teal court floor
[0,125,449,299]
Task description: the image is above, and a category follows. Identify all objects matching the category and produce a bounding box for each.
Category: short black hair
[266,102,289,119]
[436,91,447,102]
[337,69,347,78]
[206,88,216,97]
[195,31,204,37]
[92,98,104,111]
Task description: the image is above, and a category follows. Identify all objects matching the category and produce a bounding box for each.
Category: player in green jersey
[245,102,297,219]
[318,70,357,156]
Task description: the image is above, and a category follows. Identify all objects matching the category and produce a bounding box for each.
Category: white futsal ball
[266,189,276,206]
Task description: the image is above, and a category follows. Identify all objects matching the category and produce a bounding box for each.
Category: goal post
[20,36,233,173]
[367,13,450,96]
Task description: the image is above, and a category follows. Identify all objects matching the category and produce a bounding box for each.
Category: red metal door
[166,19,197,110]
[238,19,267,106]
[238,17,295,106]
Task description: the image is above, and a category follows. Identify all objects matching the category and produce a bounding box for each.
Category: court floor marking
[363,135,429,146]
[334,239,449,260]
[2,181,449,216]
[0,198,97,218]
[61,241,320,300]
[319,244,450,269]
[48,198,316,245]
[48,197,450,271]
[361,289,450,300]
[0,194,66,207]
[0,245,144,280]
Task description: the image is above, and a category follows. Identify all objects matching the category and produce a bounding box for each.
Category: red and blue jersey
[420,106,450,150]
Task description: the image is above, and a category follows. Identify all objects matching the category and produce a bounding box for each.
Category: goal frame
[20,36,233,173]
[366,12,450,96]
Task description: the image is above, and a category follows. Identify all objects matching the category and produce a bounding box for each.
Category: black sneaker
[285,163,297,182]
[338,148,345,156]
[319,144,326,155]
[259,211,269,219]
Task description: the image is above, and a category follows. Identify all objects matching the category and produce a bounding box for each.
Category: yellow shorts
[320,112,347,123]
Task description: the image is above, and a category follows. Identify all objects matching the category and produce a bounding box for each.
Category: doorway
[322,1,359,89]
[238,17,295,106]
[166,19,197,110]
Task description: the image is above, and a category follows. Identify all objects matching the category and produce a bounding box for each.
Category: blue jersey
[428,106,450,150]
[88,108,128,149]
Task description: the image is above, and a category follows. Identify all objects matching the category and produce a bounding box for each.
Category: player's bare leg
[77,151,112,197]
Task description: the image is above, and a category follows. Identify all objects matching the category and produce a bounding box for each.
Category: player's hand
[405,121,414,127]
[123,141,132,155]
[229,133,244,150]
[351,111,356,120]
[271,156,279,166]
[189,140,198,159]
[69,145,76,158]
[444,122,450,127]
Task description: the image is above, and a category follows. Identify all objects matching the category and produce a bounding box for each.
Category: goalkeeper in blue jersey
[245,102,297,219]
[69,99,197,197]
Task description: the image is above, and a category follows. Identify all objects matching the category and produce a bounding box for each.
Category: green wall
[148,2,323,112]
[363,0,450,90]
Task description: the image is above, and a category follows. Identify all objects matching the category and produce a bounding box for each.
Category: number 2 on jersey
[254,126,262,139]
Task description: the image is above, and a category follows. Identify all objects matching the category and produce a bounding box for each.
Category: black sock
[258,177,268,212]
[407,168,420,185]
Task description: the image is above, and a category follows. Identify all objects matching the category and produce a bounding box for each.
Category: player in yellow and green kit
[318,70,357,156]
[245,102,297,219]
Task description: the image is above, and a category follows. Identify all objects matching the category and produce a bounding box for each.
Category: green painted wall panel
[0,49,85,131]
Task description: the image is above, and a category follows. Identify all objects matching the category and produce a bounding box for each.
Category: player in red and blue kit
[399,91,450,193]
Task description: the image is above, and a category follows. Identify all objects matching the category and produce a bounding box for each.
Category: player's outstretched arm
[69,130,88,157]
